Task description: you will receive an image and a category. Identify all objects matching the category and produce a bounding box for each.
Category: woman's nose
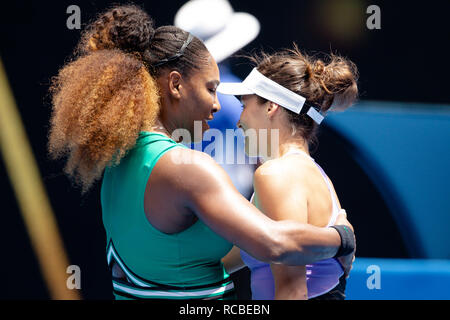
[212,96,221,113]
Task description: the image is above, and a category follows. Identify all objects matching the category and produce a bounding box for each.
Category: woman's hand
[335,209,356,278]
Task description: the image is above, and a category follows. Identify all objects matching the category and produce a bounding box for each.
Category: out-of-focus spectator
[175,0,260,198]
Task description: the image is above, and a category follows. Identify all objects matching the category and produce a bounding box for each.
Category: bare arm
[251,161,310,299]
[164,149,341,265]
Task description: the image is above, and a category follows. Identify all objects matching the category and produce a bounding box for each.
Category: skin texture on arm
[161,148,341,265]
[253,159,309,300]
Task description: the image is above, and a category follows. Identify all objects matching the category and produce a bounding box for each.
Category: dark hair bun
[79,5,155,54]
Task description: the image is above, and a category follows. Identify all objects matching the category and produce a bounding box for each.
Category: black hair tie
[152,33,194,68]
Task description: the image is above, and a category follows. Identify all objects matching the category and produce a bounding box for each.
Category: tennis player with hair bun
[220,46,358,300]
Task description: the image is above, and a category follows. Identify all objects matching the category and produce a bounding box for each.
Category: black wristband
[330,225,355,257]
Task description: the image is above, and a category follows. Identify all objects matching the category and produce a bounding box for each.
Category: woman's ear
[168,71,182,99]
[267,102,281,118]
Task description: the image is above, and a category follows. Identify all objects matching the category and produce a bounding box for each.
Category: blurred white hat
[174,0,260,63]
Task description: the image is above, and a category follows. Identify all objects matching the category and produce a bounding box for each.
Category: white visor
[217,68,324,124]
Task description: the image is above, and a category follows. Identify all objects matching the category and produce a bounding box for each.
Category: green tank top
[101,132,235,300]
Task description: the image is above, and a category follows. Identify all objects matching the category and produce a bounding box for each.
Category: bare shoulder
[155,146,233,192]
[254,155,315,189]
[254,158,287,190]
[253,156,312,222]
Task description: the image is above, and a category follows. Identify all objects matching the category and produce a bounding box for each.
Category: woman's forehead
[192,58,219,82]
[204,56,220,78]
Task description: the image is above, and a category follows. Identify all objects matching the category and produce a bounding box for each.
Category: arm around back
[162,148,341,265]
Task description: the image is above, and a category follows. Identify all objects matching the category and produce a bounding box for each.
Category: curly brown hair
[48,4,210,193]
[48,48,160,193]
